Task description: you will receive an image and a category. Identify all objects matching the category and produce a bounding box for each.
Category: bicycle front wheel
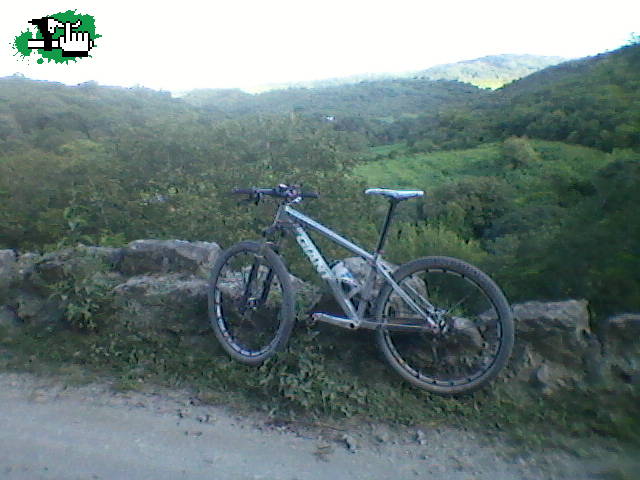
[374,256,514,395]
[208,241,295,365]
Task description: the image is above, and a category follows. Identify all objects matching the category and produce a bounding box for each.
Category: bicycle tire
[374,256,514,395]
[208,241,295,365]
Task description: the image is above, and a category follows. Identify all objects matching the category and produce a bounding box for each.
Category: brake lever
[236,193,261,206]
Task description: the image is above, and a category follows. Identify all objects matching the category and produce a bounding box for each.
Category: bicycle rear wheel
[208,241,295,365]
[374,256,514,395]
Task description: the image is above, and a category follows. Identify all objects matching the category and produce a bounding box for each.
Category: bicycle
[208,184,514,395]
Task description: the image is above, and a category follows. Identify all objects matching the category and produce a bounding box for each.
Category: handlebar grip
[231,188,255,195]
[231,187,319,199]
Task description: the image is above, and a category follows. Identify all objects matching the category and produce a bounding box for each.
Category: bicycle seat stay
[365,188,424,200]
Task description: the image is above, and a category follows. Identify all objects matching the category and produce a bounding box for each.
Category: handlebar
[231,184,319,201]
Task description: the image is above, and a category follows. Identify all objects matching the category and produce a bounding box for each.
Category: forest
[0,42,638,323]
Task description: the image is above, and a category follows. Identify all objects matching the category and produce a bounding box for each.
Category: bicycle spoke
[376,257,513,393]
[209,243,295,363]
[444,291,474,317]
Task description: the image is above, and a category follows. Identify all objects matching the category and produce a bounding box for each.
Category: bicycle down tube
[282,205,439,330]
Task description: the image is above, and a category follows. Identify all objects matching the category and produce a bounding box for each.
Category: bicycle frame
[275,204,440,332]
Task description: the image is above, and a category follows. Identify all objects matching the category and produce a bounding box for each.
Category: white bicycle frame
[277,205,440,332]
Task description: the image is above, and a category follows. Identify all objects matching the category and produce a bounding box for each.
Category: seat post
[376,199,399,253]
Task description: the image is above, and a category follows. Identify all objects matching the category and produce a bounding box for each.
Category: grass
[356,140,611,193]
[356,142,503,190]
[1,320,638,459]
[354,140,609,192]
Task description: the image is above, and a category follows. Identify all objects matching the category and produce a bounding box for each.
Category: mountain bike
[208,184,514,395]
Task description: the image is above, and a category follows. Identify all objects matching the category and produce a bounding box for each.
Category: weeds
[0,316,638,455]
[47,255,117,331]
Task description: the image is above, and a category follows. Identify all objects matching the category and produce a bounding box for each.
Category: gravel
[0,372,631,480]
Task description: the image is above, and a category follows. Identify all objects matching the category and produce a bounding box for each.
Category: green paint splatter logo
[13,10,99,64]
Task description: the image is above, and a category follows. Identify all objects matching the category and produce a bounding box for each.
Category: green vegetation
[0,43,639,451]
[183,78,487,119]
[357,139,639,317]
[182,79,490,145]
[416,54,565,89]
[1,45,639,317]
[388,44,640,153]
[47,255,116,331]
[1,321,638,450]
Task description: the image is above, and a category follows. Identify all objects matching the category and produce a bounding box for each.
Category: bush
[48,255,117,331]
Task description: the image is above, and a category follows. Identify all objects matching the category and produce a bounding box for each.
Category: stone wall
[0,241,638,397]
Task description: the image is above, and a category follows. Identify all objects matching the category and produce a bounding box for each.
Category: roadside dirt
[0,373,629,480]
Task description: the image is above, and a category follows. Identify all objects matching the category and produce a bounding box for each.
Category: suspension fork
[240,213,287,311]
[238,248,276,311]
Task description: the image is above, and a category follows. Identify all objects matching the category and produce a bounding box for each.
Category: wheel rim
[212,251,285,358]
[381,266,504,388]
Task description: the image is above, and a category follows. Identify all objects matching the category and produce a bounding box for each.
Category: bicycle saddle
[364,188,424,200]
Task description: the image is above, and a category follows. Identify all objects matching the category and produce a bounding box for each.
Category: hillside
[0,76,222,154]
[242,53,564,91]
[488,44,640,151]
[184,44,638,151]
[416,54,565,89]
[356,138,639,315]
[396,43,640,152]
[0,44,639,469]
[181,53,568,122]
[358,140,609,191]
[0,43,638,317]
[183,78,488,119]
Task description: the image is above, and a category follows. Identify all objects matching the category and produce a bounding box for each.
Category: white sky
[1,0,638,93]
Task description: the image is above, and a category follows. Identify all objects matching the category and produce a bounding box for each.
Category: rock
[120,240,220,278]
[15,290,65,326]
[416,429,427,446]
[9,240,634,403]
[32,246,123,285]
[0,249,17,279]
[6,249,123,327]
[14,253,40,284]
[342,257,393,298]
[313,441,334,461]
[606,313,640,345]
[341,434,358,453]
[375,432,389,444]
[213,266,321,316]
[481,300,595,394]
[602,313,640,385]
[289,275,322,314]
[0,250,17,303]
[450,316,484,349]
[0,305,21,333]
[0,249,16,265]
[511,300,591,366]
[529,364,555,395]
[196,414,211,423]
[0,252,43,323]
[78,246,124,269]
[113,274,209,335]
[327,257,425,311]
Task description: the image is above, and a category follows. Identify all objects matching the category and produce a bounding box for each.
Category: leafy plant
[48,255,116,331]
[254,329,368,416]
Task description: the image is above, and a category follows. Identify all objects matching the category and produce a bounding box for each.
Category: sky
[1,0,638,93]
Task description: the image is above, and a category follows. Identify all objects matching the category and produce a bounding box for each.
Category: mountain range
[240,53,566,92]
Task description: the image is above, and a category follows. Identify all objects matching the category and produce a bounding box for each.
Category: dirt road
[0,373,619,479]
